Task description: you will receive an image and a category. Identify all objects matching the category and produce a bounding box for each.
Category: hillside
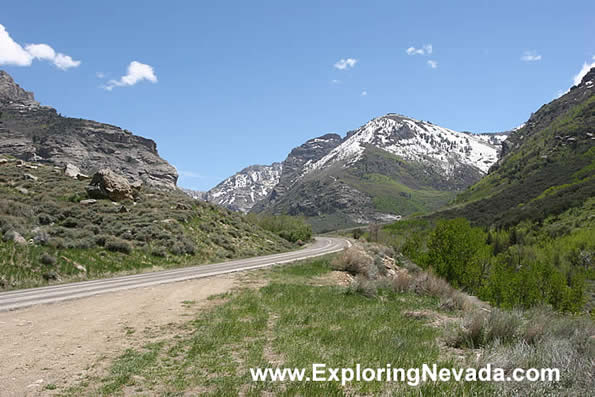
[0,157,292,290]
[440,67,595,227]
[0,70,178,190]
[249,114,506,232]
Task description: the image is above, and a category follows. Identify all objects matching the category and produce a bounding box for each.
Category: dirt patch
[404,309,459,328]
[0,274,239,396]
[313,270,354,287]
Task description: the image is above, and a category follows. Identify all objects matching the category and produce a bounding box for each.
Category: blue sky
[1,1,594,190]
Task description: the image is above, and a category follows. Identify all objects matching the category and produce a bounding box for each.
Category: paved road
[0,237,349,312]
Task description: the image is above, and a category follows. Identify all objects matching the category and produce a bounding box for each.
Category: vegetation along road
[0,237,349,311]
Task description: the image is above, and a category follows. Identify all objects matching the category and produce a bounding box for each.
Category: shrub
[40,253,57,266]
[347,275,378,298]
[105,236,133,254]
[331,247,376,278]
[391,271,413,293]
[246,214,312,243]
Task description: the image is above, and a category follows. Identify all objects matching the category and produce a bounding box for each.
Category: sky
[1,1,594,190]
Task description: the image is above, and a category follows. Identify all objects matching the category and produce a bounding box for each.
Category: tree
[427,218,486,289]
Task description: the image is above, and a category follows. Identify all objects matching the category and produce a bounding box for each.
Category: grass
[66,257,494,396]
[64,249,594,396]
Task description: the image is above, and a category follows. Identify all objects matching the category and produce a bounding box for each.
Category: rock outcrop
[86,168,135,201]
[0,70,178,190]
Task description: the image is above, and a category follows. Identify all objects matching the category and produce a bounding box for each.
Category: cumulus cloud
[406,44,432,56]
[104,61,158,91]
[361,90,367,96]
[334,58,357,70]
[25,44,81,70]
[0,24,80,70]
[572,60,595,86]
[521,50,542,62]
[0,24,33,66]
[427,60,438,69]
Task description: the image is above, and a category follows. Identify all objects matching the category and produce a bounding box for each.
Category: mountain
[203,163,282,213]
[441,67,595,227]
[0,70,178,190]
[207,113,506,232]
[180,187,207,200]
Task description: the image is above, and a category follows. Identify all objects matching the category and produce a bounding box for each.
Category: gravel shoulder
[0,274,239,396]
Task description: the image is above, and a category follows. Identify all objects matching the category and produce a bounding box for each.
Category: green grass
[66,258,493,396]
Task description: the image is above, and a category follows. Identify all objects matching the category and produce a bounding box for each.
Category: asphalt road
[0,237,349,312]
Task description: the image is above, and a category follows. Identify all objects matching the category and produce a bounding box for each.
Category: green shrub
[40,253,57,266]
[246,214,312,243]
[105,237,133,254]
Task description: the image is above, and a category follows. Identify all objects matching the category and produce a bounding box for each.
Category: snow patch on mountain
[304,114,505,177]
[206,163,282,212]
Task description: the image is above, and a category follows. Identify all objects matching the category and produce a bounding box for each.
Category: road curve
[0,237,350,312]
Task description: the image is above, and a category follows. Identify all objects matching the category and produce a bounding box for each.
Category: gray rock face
[267,133,343,202]
[86,168,135,201]
[0,71,39,106]
[0,70,178,190]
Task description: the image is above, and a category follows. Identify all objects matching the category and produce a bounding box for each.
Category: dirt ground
[0,274,241,396]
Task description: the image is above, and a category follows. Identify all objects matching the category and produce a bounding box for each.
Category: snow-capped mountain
[209,113,509,231]
[304,114,505,177]
[205,163,282,213]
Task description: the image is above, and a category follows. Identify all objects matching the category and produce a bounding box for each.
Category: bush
[104,236,133,254]
[347,275,378,298]
[246,214,312,243]
[40,253,57,266]
[331,247,376,278]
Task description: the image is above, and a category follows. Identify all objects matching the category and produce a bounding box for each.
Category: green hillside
[0,157,294,289]
[443,74,595,228]
[381,68,595,313]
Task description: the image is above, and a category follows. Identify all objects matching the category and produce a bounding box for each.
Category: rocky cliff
[0,70,177,189]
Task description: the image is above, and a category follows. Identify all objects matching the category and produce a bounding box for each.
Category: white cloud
[334,58,357,70]
[572,60,595,86]
[0,24,33,66]
[521,50,542,62]
[24,43,55,60]
[52,53,81,70]
[26,43,81,70]
[361,90,367,96]
[104,61,158,91]
[0,24,80,70]
[331,79,341,84]
[406,44,432,56]
[96,72,105,79]
[427,60,438,69]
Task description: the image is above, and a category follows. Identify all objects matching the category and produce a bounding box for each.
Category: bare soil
[0,274,239,396]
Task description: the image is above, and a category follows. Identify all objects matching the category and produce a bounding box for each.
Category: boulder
[79,199,97,206]
[23,173,38,181]
[86,168,134,201]
[3,230,27,245]
[63,163,82,179]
